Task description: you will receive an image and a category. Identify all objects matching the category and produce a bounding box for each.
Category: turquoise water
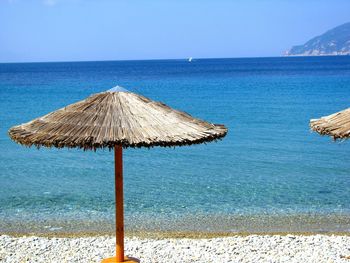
[1,57,350,234]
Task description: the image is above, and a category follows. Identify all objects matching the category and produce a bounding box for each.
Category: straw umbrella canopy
[8,86,227,263]
[310,107,350,140]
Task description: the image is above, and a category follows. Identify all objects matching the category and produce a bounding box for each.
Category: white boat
[188,57,193,62]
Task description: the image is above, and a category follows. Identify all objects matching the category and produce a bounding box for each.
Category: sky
[0,0,349,63]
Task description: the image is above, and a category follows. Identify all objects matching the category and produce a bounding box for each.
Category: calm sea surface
[1,57,350,234]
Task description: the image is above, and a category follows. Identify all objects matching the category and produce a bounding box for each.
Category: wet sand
[1,213,349,237]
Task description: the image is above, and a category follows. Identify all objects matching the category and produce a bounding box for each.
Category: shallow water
[1,57,350,234]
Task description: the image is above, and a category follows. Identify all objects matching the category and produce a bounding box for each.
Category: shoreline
[1,212,349,238]
[1,230,350,239]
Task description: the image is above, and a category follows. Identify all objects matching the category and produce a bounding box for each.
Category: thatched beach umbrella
[310,107,350,140]
[8,86,227,263]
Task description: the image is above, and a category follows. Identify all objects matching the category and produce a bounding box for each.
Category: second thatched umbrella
[310,107,350,140]
[8,86,227,263]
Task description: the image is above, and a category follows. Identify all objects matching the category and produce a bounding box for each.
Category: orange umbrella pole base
[101,256,140,263]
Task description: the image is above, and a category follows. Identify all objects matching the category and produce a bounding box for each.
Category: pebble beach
[1,234,350,263]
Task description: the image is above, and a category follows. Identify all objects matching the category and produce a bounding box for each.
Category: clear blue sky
[1,0,349,62]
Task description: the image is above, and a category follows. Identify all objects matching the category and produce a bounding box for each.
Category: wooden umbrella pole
[102,146,138,263]
[115,145,124,262]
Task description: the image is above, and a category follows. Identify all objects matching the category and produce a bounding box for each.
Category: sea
[1,56,350,235]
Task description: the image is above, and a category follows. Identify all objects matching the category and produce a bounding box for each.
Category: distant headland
[285,22,350,56]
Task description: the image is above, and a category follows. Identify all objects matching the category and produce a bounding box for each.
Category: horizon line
[0,54,348,64]
[0,55,285,64]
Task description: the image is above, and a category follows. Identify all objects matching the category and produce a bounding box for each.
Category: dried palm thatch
[310,107,350,140]
[8,89,227,150]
